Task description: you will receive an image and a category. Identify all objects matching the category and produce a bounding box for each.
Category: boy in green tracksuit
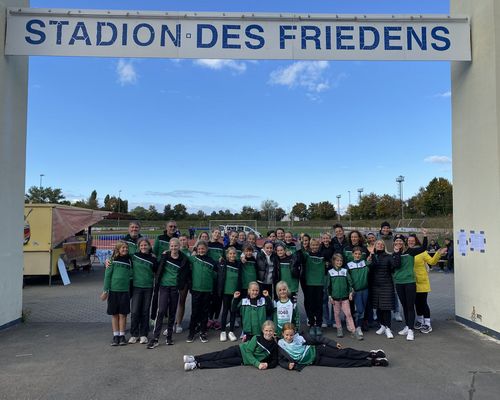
[346,246,370,340]
[183,320,278,371]
[100,241,132,346]
[232,281,273,341]
[328,253,355,338]
[186,241,218,343]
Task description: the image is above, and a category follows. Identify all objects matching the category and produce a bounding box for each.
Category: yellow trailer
[23,204,109,284]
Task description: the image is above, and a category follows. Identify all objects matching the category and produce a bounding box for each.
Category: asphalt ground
[1,266,499,400]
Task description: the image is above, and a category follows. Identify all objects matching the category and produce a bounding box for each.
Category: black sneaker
[420,324,433,334]
[111,336,120,346]
[166,337,174,346]
[147,338,159,349]
[373,357,389,367]
[369,349,386,359]
[186,334,195,343]
[119,335,127,346]
[199,333,208,343]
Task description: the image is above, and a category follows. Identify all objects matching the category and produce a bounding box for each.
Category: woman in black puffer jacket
[368,240,401,339]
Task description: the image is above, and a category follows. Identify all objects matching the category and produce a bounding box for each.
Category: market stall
[23,204,109,284]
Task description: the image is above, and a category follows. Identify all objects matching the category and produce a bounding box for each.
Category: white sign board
[5,9,471,61]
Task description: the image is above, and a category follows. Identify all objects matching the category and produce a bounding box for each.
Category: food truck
[23,204,109,284]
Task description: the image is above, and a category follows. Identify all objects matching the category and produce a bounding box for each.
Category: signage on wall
[5,9,471,61]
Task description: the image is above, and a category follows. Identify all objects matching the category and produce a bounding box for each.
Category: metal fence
[92,233,160,250]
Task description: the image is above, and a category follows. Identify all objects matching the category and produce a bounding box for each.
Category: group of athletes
[101,219,447,371]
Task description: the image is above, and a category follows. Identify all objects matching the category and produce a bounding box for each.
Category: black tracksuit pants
[376,309,392,328]
[130,287,153,337]
[195,346,243,369]
[152,286,179,339]
[415,292,431,318]
[189,291,211,336]
[220,294,237,332]
[314,345,372,368]
[305,285,323,327]
[395,283,416,329]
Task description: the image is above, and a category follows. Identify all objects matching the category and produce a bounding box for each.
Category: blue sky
[25,0,452,214]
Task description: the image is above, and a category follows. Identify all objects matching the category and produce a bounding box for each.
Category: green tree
[356,193,379,219]
[240,206,259,220]
[260,199,279,221]
[406,188,426,217]
[291,202,308,220]
[173,203,188,220]
[25,186,66,204]
[88,190,99,210]
[422,177,453,216]
[147,205,160,220]
[376,195,401,219]
[275,207,286,221]
[103,194,111,210]
[163,204,175,220]
[130,206,148,220]
[309,201,336,219]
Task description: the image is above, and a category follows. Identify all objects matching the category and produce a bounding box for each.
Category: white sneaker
[385,328,394,339]
[163,329,169,336]
[394,312,403,322]
[128,336,138,344]
[220,332,227,342]
[376,325,386,335]
[398,326,409,336]
[228,331,237,342]
[139,336,148,344]
[321,322,328,328]
[184,362,197,371]
[183,355,195,363]
[406,329,415,341]
[355,327,364,340]
[175,325,183,334]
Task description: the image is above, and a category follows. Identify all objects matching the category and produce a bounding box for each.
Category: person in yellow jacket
[414,247,447,334]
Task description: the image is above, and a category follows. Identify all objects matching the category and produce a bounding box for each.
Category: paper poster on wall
[469,230,486,253]
[458,229,467,256]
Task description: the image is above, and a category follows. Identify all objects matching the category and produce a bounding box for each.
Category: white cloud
[194,59,247,73]
[145,190,260,199]
[434,91,451,98]
[268,61,330,93]
[116,59,138,86]
[424,155,452,164]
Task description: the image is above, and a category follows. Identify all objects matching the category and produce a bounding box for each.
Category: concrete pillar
[0,0,28,329]
[451,0,500,337]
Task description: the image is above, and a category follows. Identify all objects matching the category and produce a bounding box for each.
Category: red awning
[51,206,109,247]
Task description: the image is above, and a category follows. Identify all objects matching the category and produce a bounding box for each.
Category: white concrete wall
[451,0,500,335]
[0,0,29,328]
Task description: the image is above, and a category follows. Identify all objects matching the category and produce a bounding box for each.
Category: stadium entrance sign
[5,9,470,61]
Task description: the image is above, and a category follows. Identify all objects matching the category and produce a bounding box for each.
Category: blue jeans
[354,288,369,327]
